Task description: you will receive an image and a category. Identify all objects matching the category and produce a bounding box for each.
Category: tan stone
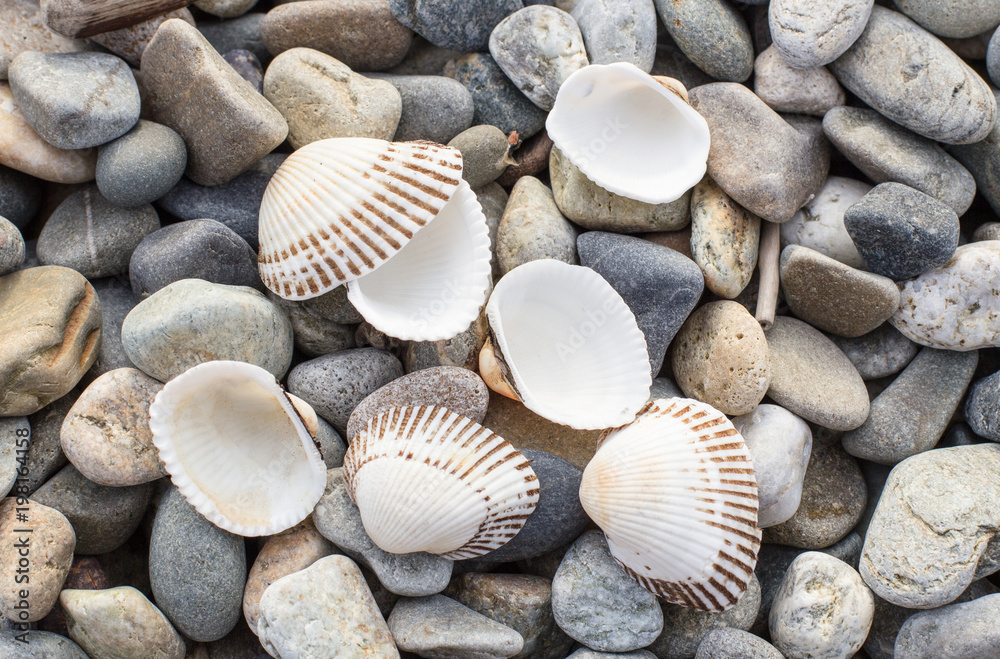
[690,177,760,299]
[496,175,578,275]
[404,312,490,373]
[0,0,90,79]
[88,8,194,68]
[62,586,185,659]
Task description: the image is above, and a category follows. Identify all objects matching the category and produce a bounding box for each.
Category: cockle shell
[480,259,651,430]
[149,360,327,536]
[545,62,711,205]
[343,405,539,559]
[579,397,762,611]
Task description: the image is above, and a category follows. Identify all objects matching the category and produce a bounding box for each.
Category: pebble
[346,366,489,439]
[141,18,288,186]
[0,0,89,78]
[732,404,812,528]
[652,0,753,82]
[551,530,664,652]
[195,0,257,19]
[122,279,294,382]
[549,146,691,233]
[496,176,577,275]
[258,554,398,658]
[445,53,548,139]
[489,5,589,111]
[694,628,783,659]
[312,468,453,596]
[689,177,759,298]
[267,287,361,358]
[86,277,137,381]
[891,241,1000,351]
[974,222,1000,242]
[0,164,41,230]
[0,215,24,276]
[389,594,523,659]
[992,26,1000,86]
[571,0,656,71]
[951,91,1000,218]
[36,185,159,279]
[894,0,1000,38]
[780,176,870,269]
[22,391,76,495]
[96,120,187,208]
[150,485,245,643]
[223,48,264,93]
[497,130,552,188]
[779,245,900,338]
[8,52,140,150]
[822,106,977,216]
[0,630,89,658]
[88,9,195,68]
[404,315,490,372]
[129,219,262,300]
[578,231,703,377]
[568,652,655,659]
[449,125,512,189]
[894,593,1000,658]
[0,267,101,416]
[828,6,997,145]
[61,586,185,659]
[478,182,508,278]
[39,555,111,637]
[967,370,1000,441]
[0,417,27,499]
[769,0,872,68]
[688,83,829,224]
[831,324,919,381]
[199,12,270,65]
[763,437,867,549]
[769,552,874,659]
[843,348,978,465]
[860,444,1000,608]
[390,0,523,51]
[753,46,845,116]
[366,73,474,143]
[264,48,401,148]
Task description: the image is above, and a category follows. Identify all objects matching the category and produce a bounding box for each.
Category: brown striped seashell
[579,397,762,611]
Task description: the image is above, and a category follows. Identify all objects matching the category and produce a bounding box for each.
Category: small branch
[43,0,193,39]
[755,219,780,330]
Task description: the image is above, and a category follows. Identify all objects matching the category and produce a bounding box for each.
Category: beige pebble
[0,0,90,79]
[689,177,760,299]
[88,9,195,68]
[61,586,185,659]
[496,176,578,275]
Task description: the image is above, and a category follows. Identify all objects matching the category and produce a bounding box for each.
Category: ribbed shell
[580,397,761,611]
[258,138,464,300]
[343,405,539,559]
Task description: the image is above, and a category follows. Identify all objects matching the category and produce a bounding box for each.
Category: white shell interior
[343,405,539,559]
[149,360,328,536]
[346,180,492,341]
[485,259,651,430]
[580,397,761,611]
[546,62,710,205]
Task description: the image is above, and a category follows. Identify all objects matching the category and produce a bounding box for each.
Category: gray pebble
[388,36,463,76]
[314,417,347,469]
[223,48,263,93]
[87,277,139,381]
[0,216,25,276]
[650,38,715,90]
[22,392,76,495]
[496,176,577,275]
[0,417,28,499]
[894,593,1000,658]
[96,120,187,209]
[950,92,1000,220]
[769,0,873,68]
[990,25,1000,87]
[445,53,548,139]
[894,0,1000,39]
[753,46,844,116]
[477,182,508,280]
[198,12,270,65]
[388,594,524,659]
[973,222,1000,241]
[571,0,656,71]
[390,0,523,51]
[830,324,919,381]
[567,651,655,659]
[266,287,361,358]
[366,74,474,143]
[449,125,512,189]
[0,630,89,658]
[966,370,1000,442]
[694,628,782,659]
[653,0,753,82]
[0,165,41,231]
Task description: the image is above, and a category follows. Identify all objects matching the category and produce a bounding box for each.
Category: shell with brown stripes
[579,397,761,611]
[343,405,540,559]
[258,138,464,300]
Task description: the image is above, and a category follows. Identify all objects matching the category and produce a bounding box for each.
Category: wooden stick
[755,219,780,330]
[42,0,193,39]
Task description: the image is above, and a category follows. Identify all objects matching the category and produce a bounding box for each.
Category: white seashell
[545,62,711,205]
[346,180,492,341]
[343,405,539,559]
[258,137,464,300]
[579,397,762,611]
[483,259,651,430]
[149,360,328,537]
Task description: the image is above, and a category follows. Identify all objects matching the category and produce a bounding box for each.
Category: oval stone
[653,0,754,82]
[769,0,873,68]
[61,587,185,659]
[690,177,760,299]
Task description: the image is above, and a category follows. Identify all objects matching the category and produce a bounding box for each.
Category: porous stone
[0,0,89,79]
[389,594,523,659]
[769,0,872,68]
[830,324,919,381]
[754,46,845,116]
[366,73,474,143]
[449,125,512,189]
[496,176,577,275]
[894,593,1000,658]
[571,0,656,71]
[0,215,24,276]
[690,177,759,298]
[894,0,1000,38]
[61,586,185,659]
[88,8,195,68]
[652,0,753,82]
[0,629,89,658]
[0,164,41,230]
[967,370,1000,442]
[780,176,870,269]
[96,120,187,208]
[391,0,524,51]
[445,53,548,139]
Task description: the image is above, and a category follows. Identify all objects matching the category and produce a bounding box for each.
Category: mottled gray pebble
[694,628,782,659]
[390,0,523,51]
[366,73,474,143]
[496,176,577,275]
[754,46,844,116]
[223,48,263,93]
[769,0,873,68]
[445,53,548,139]
[0,164,41,231]
[96,120,187,208]
[894,593,1000,658]
[966,370,1000,442]
[266,288,360,358]
[653,0,753,82]
[389,594,524,659]
[0,630,89,658]
[571,0,656,71]
[0,417,28,499]
[198,12,269,65]
[894,0,1000,38]
[0,215,24,276]
[22,392,76,495]
[87,277,138,380]
[831,324,919,381]
[449,125,511,189]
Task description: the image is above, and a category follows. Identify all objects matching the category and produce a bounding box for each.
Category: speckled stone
[0,630,89,658]
[568,651,655,659]
[96,120,187,208]
[571,0,656,71]
[0,215,24,276]
[830,324,919,381]
[967,370,1000,442]
[445,53,548,139]
[449,125,512,189]
[695,628,783,659]
[895,0,1000,38]
[267,286,361,358]
[195,0,257,19]
[974,222,1000,242]
[0,0,90,79]
[61,586,185,659]
[22,392,76,495]
[652,0,753,82]
[478,182,508,279]
[366,73,474,143]
[690,177,759,299]
[894,593,1000,658]
[391,0,523,52]
[496,176,577,275]
[389,594,522,659]
[88,9,195,68]
[769,0,872,68]
[754,46,844,116]
[780,176,870,269]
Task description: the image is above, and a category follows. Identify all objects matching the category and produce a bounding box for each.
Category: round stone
[390,0,522,51]
[967,370,1000,442]
[571,0,656,71]
[689,177,760,299]
[96,120,187,208]
[780,176,870,269]
[445,53,548,139]
[496,176,578,275]
[365,73,474,143]
[830,324,919,381]
[61,587,185,659]
[653,0,753,82]
[0,215,25,276]
[769,0,873,68]
[753,45,845,116]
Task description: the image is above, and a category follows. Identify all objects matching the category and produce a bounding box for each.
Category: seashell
[149,360,328,537]
[481,259,651,430]
[545,62,710,205]
[343,405,539,559]
[579,397,761,611]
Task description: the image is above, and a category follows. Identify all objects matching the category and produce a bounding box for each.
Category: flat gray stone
[653,0,753,82]
[389,595,523,659]
[831,324,919,381]
[266,286,360,358]
[0,164,41,231]
[967,370,1000,442]
[96,120,186,208]
[87,277,138,381]
[366,74,473,143]
[572,0,656,71]
[22,391,75,495]
[444,53,548,139]
[449,125,511,189]
[769,0,873,68]
[894,593,1000,658]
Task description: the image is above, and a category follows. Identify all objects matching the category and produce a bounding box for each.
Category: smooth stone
[61,586,184,659]
[550,146,691,233]
[951,90,1000,219]
[967,370,1000,441]
[0,164,41,230]
[312,468,453,597]
[122,279,293,382]
[650,37,715,90]
[444,53,548,139]
[449,125,512,189]
[489,5,589,111]
[974,222,1000,242]
[86,278,137,381]
[346,367,489,440]
[388,35,462,76]
[891,241,1000,350]
[263,48,401,149]
[366,73,473,143]
[0,630,89,658]
[478,182,509,279]
[780,176,870,269]
[843,348,977,465]
[894,0,1000,38]
[894,593,1000,658]
[754,46,845,116]
[822,106,976,216]
[695,628,783,659]
[763,438,866,549]
[0,267,101,415]
[36,186,158,279]
[0,0,89,78]
[992,25,1000,86]
[140,19,288,186]
[779,244,900,338]
[22,392,76,495]
[577,231,703,377]
[571,0,656,71]
[390,0,524,51]
[223,48,264,93]
[96,120,186,208]
[0,498,74,622]
[568,652,655,659]
[830,324,919,381]
[732,404,812,528]
[0,417,28,499]
[403,314,490,373]
[652,0,753,82]
[0,215,24,275]
[150,485,245,642]
[769,552,874,659]
[688,83,829,224]
[156,152,285,249]
[267,286,361,358]
[37,554,111,638]
[389,594,523,659]
[828,6,997,145]
[551,530,663,652]
[88,8,195,68]
[769,0,872,68]
[8,52,139,150]
[199,12,269,65]
[689,176,759,298]
[496,176,577,275]
[129,219,261,300]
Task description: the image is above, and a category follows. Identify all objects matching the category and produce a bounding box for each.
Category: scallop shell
[258,138,464,300]
[545,62,710,205]
[149,360,327,536]
[345,180,492,341]
[343,405,539,559]
[482,259,651,430]
[579,397,761,611]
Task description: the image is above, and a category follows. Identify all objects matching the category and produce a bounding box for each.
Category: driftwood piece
[42,0,193,38]
[755,219,780,330]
